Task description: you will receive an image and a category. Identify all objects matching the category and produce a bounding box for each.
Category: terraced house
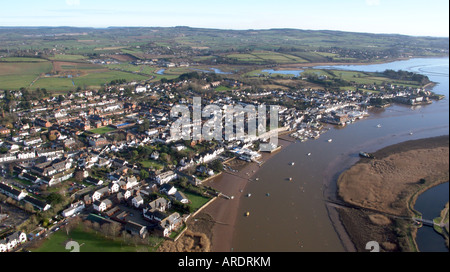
[0,231,27,252]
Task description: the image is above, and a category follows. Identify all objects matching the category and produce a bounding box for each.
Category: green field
[140,159,165,170]
[14,69,150,92]
[226,51,309,64]
[32,77,75,92]
[0,56,151,91]
[214,85,231,92]
[303,69,423,88]
[89,126,116,135]
[0,57,49,62]
[0,61,52,89]
[0,74,40,89]
[48,54,87,61]
[182,191,212,211]
[32,225,163,252]
[251,51,309,63]
[290,52,331,63]
[73,70,149,88]
[0,61,52,76]
[227,53,265,63]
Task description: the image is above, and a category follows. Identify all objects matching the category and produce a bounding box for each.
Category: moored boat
[359,151,375,159]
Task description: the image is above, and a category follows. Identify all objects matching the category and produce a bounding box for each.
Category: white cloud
[66,0,80,6]
[366,0,380,6]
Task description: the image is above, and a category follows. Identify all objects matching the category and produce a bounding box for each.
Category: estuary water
[231,57,449,252]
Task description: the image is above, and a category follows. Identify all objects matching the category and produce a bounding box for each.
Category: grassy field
[32,77,75,92]
[226,51,310,64]
[140,159,165,170]
[22,70,150,92]
[252,51,308,63]
[0,61,52,76]
[182,191,212,211]
[227,53,265,63]
[47,54,87,61]
[244,69,300,78]
[0,61,53,89]
[0,54,153,91]
[32,225,163,252]
[73,70,148,88]
[89,126,115,135]
[303,69,423,88]
[214,85,231,92]
[0,74,40,89]
[0,57,49,62]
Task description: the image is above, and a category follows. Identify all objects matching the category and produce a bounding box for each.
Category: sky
[0,0,448,37]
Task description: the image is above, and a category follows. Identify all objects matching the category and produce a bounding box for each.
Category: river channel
[231,57,449,252]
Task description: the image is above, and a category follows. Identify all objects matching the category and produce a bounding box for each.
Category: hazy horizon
[0,0,448,38]
[0,25,448,39]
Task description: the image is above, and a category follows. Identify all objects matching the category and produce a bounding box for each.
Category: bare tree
[100,223,110,238]
[65,217,81,235]
[82,220,93,232]
[92,222,100,233]
[109,223,121,237]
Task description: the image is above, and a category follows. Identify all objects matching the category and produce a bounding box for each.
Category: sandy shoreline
[201,137,294,252]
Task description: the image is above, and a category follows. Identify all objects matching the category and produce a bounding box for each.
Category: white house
[93,199,112,212]
[160,212,183,238]
[155,171,177,185]
[150,151,159,160]
[0,231,27,252]
[123,176,139,190]
[0,182,28,201]
[160,184,177,196]
[23,196,51,211]
[17,151,36,160]
[109,182,120,194]
[123,190,132,200]
[135,86,147,93]
[132,195,144,208]
[23,137,42,147]
[145,197,171,213]
[92,187,109,202]
[171,144,186,152]
[0,153,17,163]
[62,201,85,217]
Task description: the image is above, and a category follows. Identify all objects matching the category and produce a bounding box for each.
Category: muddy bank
[336,135,449,251]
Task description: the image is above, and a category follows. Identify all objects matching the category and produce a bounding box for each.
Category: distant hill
[0,26,448,55]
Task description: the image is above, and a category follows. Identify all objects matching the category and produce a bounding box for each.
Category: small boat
[359,151,375,159]
[247,193,252,197]
[289,177,293,181]
[255,178,259,181]
[328,139,333,142]
[307,153,311,156]
[246,212,250,217]
[290,162,295,166]
[266,193,270,197]
[377,124,382,128]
